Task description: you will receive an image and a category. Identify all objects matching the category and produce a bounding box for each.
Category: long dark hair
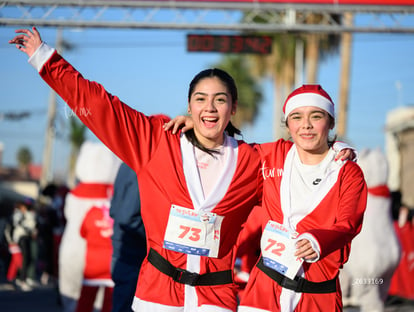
[185,68,241,156]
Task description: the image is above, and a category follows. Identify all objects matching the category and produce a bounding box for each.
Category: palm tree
[301,13,341,83]
[212,54,264,130]
[67,116,86,187]
[16,146,32,178]
[246,32,297,139]
[241,11,342,139]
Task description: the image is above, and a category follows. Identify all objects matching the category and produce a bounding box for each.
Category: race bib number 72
[260,220,303,279]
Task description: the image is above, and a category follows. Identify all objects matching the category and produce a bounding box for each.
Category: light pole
[40,28,62,188]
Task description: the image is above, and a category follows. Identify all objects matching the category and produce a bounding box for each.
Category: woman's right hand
[163,115,194,134]
[9,26,42,58]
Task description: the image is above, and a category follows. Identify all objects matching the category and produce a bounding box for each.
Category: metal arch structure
[1,0,414,33]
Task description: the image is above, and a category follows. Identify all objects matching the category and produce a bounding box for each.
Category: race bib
[260,220,303,279]
[163,205,224,258]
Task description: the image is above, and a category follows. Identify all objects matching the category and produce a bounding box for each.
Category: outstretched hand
[163,115,194,134]
[9,27,42,57]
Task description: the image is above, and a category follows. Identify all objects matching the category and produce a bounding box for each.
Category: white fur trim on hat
[284,93,334,118]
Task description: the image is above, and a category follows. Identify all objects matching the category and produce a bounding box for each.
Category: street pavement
[0,279,62,312]
[1,278,414,312]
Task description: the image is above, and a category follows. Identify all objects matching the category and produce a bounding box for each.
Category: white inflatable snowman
[58,141,120,312]
[340,148,401,312]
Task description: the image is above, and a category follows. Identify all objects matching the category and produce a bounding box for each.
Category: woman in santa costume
[10,27,263,312]
[238,84,368,311]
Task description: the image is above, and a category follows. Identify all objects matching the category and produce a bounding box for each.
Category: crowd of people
[0,184,68,292]
[0,25,411,312]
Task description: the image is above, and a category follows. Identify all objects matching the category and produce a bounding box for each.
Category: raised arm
[9,27,168,172]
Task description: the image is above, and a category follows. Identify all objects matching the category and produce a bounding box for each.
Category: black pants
[18,236,32,281]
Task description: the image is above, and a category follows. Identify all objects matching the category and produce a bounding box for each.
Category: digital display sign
[187,34,272,54]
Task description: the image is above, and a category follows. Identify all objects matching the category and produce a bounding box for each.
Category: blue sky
[1,22,414,179]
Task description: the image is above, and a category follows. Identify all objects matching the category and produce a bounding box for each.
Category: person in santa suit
[58,141,120,312]
[10,27,264,312]
[76,202,115,312]
[237,84,368,312]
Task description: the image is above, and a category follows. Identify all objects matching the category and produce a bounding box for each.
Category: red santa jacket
[239,139,367,312]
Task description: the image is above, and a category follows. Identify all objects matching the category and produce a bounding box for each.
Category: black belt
[147,248,233,286]
[257,257,337,293]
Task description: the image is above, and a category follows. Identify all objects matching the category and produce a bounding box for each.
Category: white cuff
[296,233,320,263]
[28,42,55,72]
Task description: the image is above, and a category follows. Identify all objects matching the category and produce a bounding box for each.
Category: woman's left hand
[295,239,318,261]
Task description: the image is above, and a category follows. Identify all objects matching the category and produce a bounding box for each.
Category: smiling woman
[185,69,239,151]
[283,85,336,164]
[238,85,368,312]
[9,27,263,312]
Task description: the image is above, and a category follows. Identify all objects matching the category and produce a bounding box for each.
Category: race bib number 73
[163,205,224,258]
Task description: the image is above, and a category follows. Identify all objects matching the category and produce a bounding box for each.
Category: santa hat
[283,84,335,118]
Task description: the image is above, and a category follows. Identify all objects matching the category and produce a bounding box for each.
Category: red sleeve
[236,205,264,258]
[252,138,293,160]
[307,162,368,258]
[39,51,171,172]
